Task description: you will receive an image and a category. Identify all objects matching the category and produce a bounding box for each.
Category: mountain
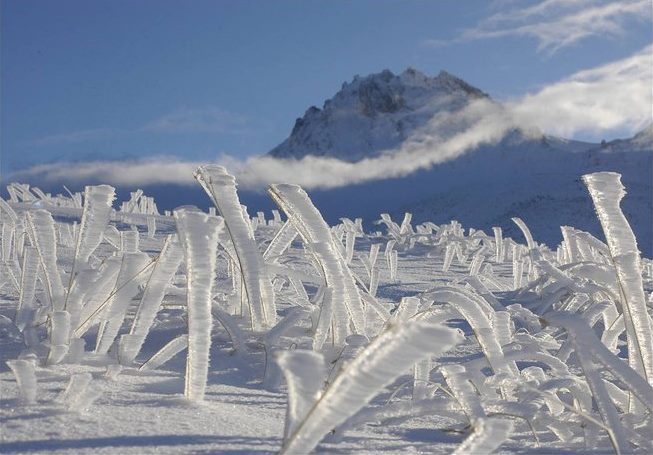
[269,68,488,161]
[265,69,653,255]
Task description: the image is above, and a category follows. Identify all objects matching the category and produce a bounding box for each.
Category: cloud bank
[10,46,652,191]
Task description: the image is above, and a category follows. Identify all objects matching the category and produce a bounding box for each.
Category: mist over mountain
[262,69,652,254]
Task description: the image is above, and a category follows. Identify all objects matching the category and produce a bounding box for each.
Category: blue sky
[2,0,651,178]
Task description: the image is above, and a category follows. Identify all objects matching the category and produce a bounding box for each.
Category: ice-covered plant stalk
[26,210,65,311]
[195,165,276,331]
[278,319,463,454]
[6,359,38,404]
[175,207,223,401]
[119,235,183,364]
[71,185,115,269]
[582,172,653,388]
[268,183,365,344]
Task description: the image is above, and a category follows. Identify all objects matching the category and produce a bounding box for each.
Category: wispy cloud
[25,128,119,147]
[508,44,652,135]
[141,106,251,134]
[13,46,651,191]
[427,0,651,54]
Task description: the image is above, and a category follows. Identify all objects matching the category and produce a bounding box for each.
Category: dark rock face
[358,78,404,116]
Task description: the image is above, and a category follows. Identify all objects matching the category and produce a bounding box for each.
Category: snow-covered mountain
[265,69,652,254]
[269,68,488,161]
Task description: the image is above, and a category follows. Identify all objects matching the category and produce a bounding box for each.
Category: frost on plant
[174,207,223,401]
[195,165,276,331]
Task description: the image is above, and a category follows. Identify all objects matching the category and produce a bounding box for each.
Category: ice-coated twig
[15,246,39,331]
[46,310,71,365]
[268,184,365,343]
[139,334,189,371]
[582,172,653,388]
[195,165,276,330]
[95,252,152,355]
[6,359,37,404]
[120,235,183,364]
[175,208,222,401]
[279,320,463,454]
[71,185,115,270]
[263,307,311,390]
[26,210,65,310]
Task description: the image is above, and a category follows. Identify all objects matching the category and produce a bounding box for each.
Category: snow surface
[2,174,653,454]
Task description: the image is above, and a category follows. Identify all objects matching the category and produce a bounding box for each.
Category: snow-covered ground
[1,169,652,454]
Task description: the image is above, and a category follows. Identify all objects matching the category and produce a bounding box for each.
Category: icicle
[344,229,355,265]
[175,208,222,401]
[276,350,327,441]
[47,310,71,365]
[513,252,524,290]
[120,229,139,253]
[442,243,456,272]
[15,247,39,331]
[6,359,37,404]
[493,227,503,263]
[58,372,92,403]
[146,216,156,238]
[74,257,122,337]
[469,252,485,276]
[2,222,14,262]
[312,288,334,351]
[369,267,379,297]
[263,221,298,262]
[72,185,115,268]
[390,249,398,282]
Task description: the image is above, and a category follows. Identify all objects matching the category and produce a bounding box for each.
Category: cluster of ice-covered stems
[298,172,652,454]
[277,318,463,454]
[267,183,368,348]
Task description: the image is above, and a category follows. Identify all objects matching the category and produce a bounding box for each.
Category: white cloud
[12,46,651,191]
[431,0,651,54]
[141,106,251,134]
[508,44,653,135]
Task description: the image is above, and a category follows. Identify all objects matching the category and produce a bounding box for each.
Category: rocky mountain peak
[269,68,489,161]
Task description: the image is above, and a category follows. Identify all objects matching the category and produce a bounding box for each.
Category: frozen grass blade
[279,320,463,454]
[139,334,189,371]
[582,172,653,387]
